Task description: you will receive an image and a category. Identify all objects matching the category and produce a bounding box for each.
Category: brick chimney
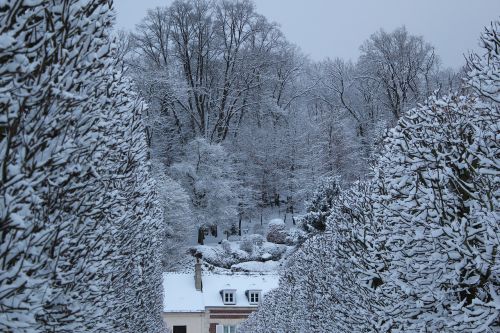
[194,257,202,291]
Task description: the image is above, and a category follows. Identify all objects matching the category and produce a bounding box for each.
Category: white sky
[114,0,500,69]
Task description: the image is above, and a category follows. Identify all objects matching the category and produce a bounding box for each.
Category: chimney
[194,257,202,291]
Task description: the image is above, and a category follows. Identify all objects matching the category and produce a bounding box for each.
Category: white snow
[191,240,290,269]
[231,260,280,272]
[268,218,285,226]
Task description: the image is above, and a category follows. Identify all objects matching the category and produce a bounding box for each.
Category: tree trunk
[197,227,205,245]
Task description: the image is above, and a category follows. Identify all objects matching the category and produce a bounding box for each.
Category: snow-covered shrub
[241,288,301,332]
[242,234,341,332]
[261,253,273,261]
[221,239,232,254]
[261,242,287,261]
[371,23,500,332]
[243,183,382,333]
[231,260,280,273]
[383,25,500,333]
[249,233,265,246]
[190,245,239,268]
[240,236,255,253]
[266,219,287,244]
[192,237,292,270]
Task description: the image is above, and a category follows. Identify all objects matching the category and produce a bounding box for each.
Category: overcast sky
[114,0,500,69]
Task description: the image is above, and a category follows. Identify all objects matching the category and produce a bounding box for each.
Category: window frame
[247,290,261,305]
[221,289,236,305]
[223,325,237,333]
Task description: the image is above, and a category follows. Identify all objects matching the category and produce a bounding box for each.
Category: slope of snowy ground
[183,212,304,274]
[190,238,294,271]
[231,260,281,272]
[188,206,303,246]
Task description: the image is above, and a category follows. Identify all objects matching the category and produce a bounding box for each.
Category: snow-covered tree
[0,1,164,332]
[299,176,342,233]
[359,26,438,120]
[130,0,317,225]
[467,21,500,103]
[170,138,239,243]
[154,167,194,270]
[266,219,287,244]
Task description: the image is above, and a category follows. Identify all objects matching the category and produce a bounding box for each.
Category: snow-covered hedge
[241,22,500,333]
[0,1,164,332]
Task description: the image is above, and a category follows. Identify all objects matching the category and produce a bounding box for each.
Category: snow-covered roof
[163,272,279,312]
[162,272,205,312]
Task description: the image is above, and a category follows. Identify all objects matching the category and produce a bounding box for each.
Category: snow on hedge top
[163,272,279,312]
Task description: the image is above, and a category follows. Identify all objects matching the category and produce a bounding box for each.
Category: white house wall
[205,307,255,333]
[163,312,204,333]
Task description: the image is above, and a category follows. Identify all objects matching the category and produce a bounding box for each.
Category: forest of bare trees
[125,0,463,250]
[1,0,497,332]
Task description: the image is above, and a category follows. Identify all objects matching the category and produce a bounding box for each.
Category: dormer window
[224,291,234,304]
[246,290,261,305]
[220,289,236,305]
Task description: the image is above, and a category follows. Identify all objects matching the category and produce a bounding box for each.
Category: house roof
[162,272,279,312]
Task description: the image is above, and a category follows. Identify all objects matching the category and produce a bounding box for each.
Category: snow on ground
[231,260,281,272]
[181,211,304,275]
[268,218,285,226]
[190,239,290,270]
[188,206,302,246]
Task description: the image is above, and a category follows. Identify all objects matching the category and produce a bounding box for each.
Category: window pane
[224,291,234,303]
[249,292,259,303]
